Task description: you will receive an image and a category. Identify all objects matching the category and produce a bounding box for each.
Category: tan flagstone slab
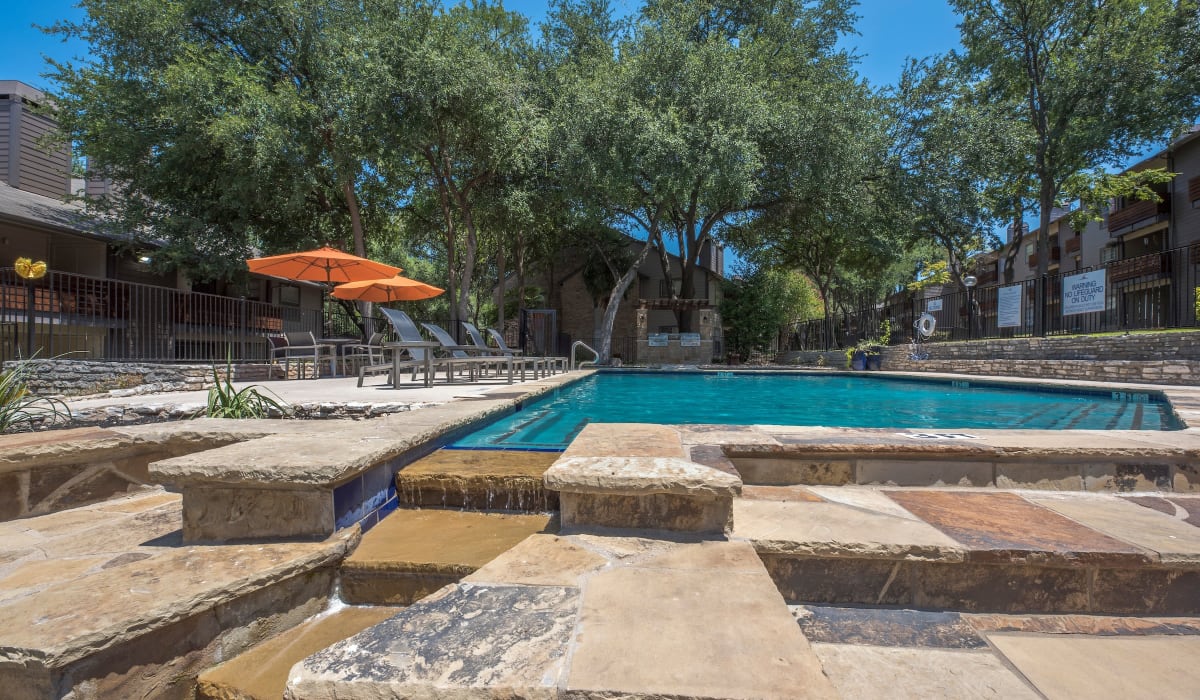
[732,498,965,561]
[1023,493,1200,563]
[465,533,609,586]
[561,423,684,459]
[545,456,741,497]
[740,484,824,502]
[810,643,1040,699]
[565,541,836,699]
[988,634,1200,700]
[804,486,925,521]
[0,529,357,666]
[676,424,780,447]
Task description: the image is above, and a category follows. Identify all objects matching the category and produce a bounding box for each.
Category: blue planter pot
[866,353,882,371]
[850,350,867,371]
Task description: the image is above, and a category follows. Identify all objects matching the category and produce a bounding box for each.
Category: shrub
[0,360,71,432]
[206,360,291,419]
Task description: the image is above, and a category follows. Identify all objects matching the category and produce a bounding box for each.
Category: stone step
[196,604,401,700]
[289,534,839,699]
[339,507,556,605]
[0,489,356,699]
[794,604,1200,699]
[734,484,1200,615]
[395,449,560,511]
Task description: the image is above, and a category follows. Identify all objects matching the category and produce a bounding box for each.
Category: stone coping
[149,371,590,489]
[545,455,742,497]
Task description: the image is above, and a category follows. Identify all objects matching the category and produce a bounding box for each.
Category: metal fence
[779,242,1200,352]
[0,267,324,364]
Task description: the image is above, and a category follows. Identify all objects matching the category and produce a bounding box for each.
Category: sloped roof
[0,182,122,242]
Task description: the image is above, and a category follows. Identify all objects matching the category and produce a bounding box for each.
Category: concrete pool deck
[6,367,1200,697]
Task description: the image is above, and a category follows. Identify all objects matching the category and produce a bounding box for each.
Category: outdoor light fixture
[138,255,153,264]
[964,275,977,341]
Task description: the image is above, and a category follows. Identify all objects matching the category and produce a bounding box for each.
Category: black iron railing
[780,243,1200,352]
[0,267,324,363]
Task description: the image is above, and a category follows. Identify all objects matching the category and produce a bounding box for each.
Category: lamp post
[963,275,977,341]
[14,257,47,358]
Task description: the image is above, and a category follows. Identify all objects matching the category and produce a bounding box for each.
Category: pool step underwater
[196,605,401,700]
[395,448,561,511]
[339,507,556,605]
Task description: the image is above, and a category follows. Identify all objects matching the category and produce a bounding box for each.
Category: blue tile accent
[359,510,380,533]
[378,495,400,519]
[334,476,365,530]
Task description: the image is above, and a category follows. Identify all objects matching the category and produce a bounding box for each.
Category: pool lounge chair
[357,309,446,388]
[486,328,568,374]
[420,322,514,383]
[461,321,547,379]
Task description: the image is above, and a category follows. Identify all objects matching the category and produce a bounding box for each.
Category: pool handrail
[571,340,599,370]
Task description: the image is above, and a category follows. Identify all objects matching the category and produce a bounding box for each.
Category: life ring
[915,313,937,339]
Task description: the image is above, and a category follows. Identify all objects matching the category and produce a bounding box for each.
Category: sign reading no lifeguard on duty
[1062,270,1107,316]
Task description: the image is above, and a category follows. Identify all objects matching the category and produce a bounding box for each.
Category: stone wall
[778,331,1200,385]
[3,359,275,397]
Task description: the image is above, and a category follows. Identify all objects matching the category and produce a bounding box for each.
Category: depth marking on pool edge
[900,432,980,440]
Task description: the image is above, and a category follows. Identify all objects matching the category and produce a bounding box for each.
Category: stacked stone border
[778,330,1200,386]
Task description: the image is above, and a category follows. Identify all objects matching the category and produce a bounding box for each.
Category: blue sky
[0,0,963,91]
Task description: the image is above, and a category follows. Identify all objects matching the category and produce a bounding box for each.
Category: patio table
[384,340,439,388]
[319,337,362,376]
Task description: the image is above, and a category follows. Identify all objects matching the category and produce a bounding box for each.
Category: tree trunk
[342,180,371,335]
[597,233,659,362]
[496,238,506,330]
[1034,178,1055,336]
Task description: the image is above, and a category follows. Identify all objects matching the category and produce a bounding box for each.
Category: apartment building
[973,126,1200,330]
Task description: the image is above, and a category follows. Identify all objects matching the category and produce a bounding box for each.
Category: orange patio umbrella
[331,275,445,303]
[246,246,402,284]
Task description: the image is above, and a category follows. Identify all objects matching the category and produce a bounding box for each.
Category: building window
[279,284,300,306]
[1100,246,1120,264]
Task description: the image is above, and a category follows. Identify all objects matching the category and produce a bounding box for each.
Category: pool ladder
[570,341,599,370]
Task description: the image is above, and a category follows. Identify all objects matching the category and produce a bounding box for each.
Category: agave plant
[206,358,291,419]
[0,359,71,432]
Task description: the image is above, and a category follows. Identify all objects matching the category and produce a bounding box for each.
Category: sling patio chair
[268,331,335,379]
[420,321,514,383]
[461,321,547,379]
[486,328,568,374]
[357,308,445,388]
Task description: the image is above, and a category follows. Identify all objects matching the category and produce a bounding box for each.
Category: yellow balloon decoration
[15,257,47,280]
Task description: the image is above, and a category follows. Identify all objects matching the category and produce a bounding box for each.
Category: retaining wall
[2,360,274,397]
[778,331,1200,385]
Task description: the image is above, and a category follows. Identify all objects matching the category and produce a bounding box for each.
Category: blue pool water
[451,371,1179,451]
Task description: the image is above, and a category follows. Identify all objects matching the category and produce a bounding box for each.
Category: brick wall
[778,331,1200,385]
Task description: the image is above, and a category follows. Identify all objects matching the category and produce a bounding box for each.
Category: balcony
[1108,198,1170,237]
[1064,236,1081,254]
[1109,252,1170,283]
[1190,176,1200,206]
[975,268,997,286]
[1027,246,1061,269]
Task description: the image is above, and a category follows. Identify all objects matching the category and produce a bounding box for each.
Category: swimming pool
[452,371,1180,451]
